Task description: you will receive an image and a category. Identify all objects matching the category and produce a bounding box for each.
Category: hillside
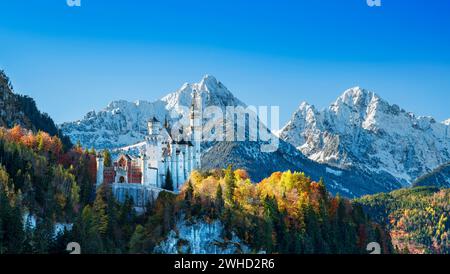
[355,187,449,254]
[154,168,393,254]
[0,126,95,253]
[0,70,72,149]
[413,162,450,188]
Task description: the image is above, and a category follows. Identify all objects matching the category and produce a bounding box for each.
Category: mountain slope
[0,70,72,148]
[279,87,450,187]
[412,162,450,188]
[355,187,449,254]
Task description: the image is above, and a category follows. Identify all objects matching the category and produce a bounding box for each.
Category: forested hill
[158,168,394,254]
[0,70,72,149]
[355,187,449,254]
[0,126,96,253]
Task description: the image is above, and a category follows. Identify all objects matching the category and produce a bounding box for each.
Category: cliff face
[0,70,27,128]
[154,217,251,254]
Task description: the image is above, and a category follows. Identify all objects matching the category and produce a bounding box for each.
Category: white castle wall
[112,183,167,208]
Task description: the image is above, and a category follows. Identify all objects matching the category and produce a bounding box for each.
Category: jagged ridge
[279,87,450,186]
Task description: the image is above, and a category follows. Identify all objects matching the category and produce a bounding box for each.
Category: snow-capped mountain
[444,119,450,126]
[60,75,245,149]
[279,87,450,186]
[162,74,245,113]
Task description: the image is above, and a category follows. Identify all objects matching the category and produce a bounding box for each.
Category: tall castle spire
[190,89,202,169]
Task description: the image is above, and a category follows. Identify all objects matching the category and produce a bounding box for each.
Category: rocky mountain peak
[198,74,220,90]
[290,101,318,127]
[331,87,381,113]
[161,75,245,114]
[279,86,450,187]
[298,101,315,111]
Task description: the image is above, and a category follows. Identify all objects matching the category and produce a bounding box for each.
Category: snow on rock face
[162,75,245,112]
[326,167,343,176]
[60,75,245,150]
[23,212,73,237]
[279,87,450,185]
[154,217,251,254]
[61,99,168,149]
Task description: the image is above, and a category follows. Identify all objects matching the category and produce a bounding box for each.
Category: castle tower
[96,154,104,188]
[190,90,202,169]
[144,116,162,187]
[188,145,194,174]
[163,115,170,130]
[141,153,149,186]
[172,142,179,187]
[148,117,161,136]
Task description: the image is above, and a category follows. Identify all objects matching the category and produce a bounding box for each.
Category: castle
[95,91,202,207]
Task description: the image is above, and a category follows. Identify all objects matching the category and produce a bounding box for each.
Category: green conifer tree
[224,165,236,205]
[93,186,109,236]
[103,149,112,167]
[215,183,224,215]
[163,168,174,191]
[129,225,146,254]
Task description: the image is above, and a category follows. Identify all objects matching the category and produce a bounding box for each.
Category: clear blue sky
[0,0,449,124]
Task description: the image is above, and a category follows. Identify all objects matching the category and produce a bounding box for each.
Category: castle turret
[148,117,161,136]
[190,90,202,169]
[141,153,148,186]
[96,154,104,188]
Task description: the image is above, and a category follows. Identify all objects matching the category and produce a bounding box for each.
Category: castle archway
[119,176,125,183]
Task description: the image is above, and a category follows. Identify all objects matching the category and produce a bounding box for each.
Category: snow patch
[23,212,73,237]
[326,167,343,176]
